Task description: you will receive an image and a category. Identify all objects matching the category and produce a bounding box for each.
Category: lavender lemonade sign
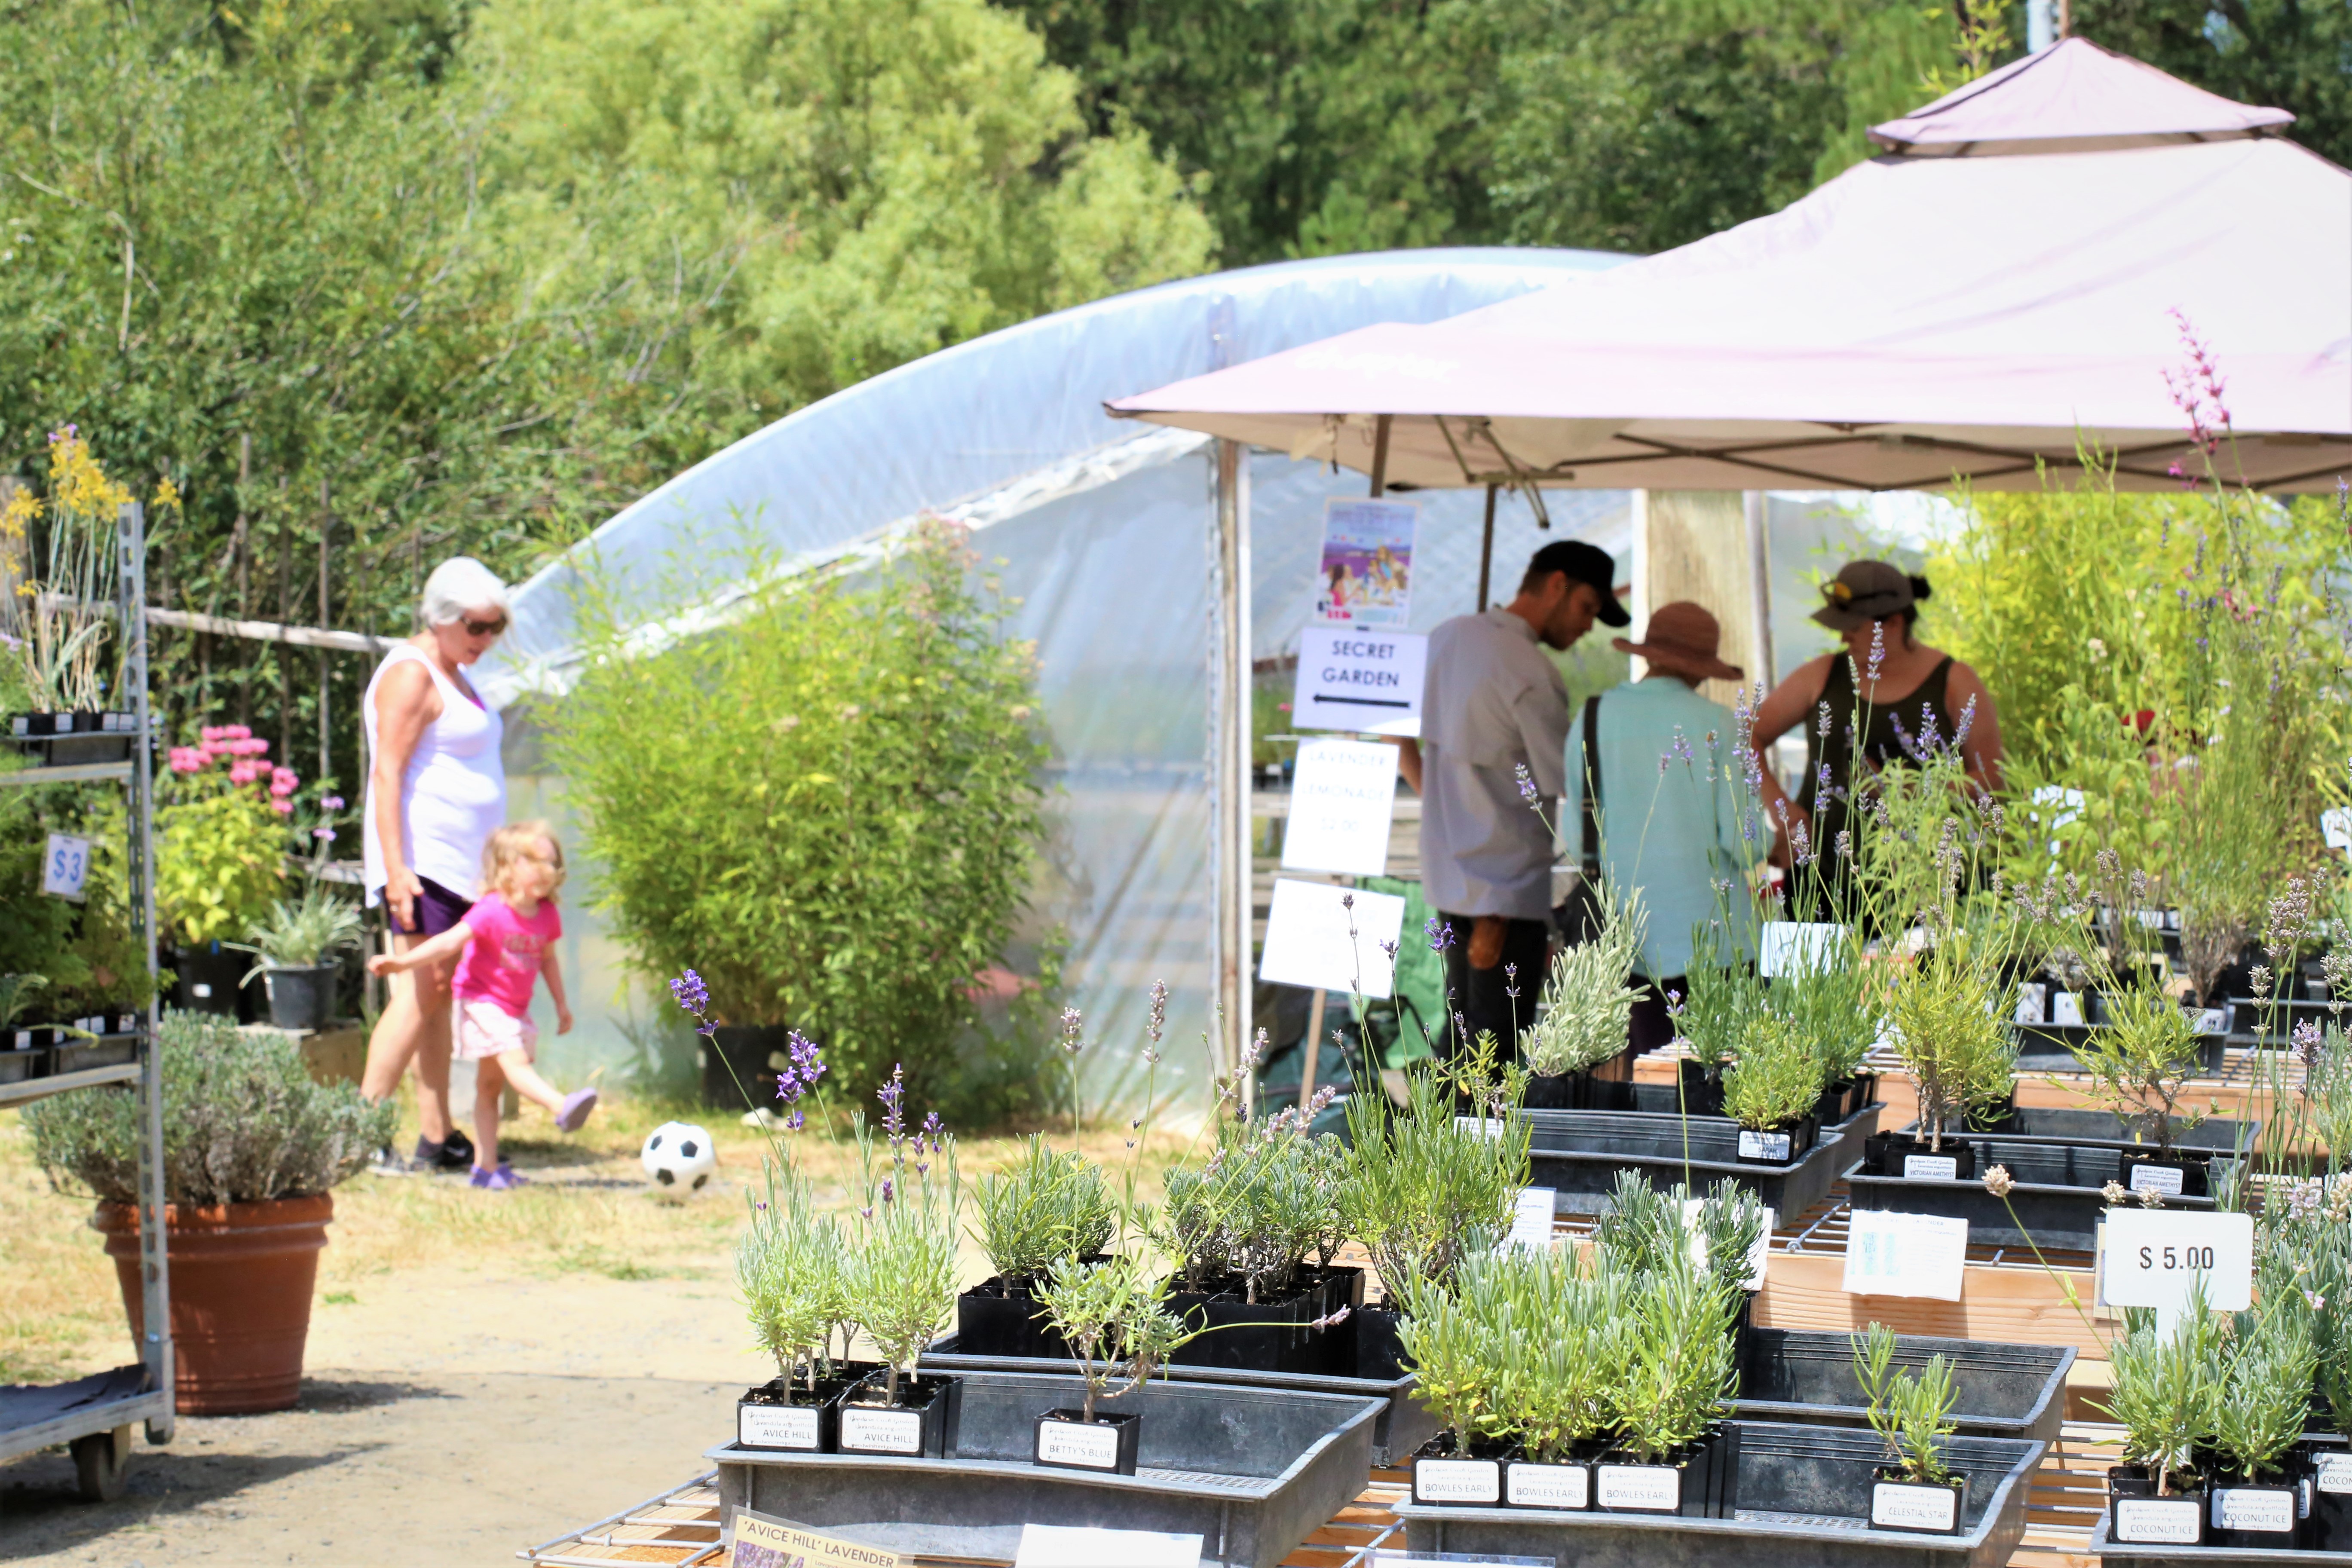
[1314,498,1417,629]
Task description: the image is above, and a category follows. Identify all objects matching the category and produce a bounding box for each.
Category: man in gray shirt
[1398,540,1625,1078]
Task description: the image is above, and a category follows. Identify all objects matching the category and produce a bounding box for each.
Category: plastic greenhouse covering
[479,247,1870,1110]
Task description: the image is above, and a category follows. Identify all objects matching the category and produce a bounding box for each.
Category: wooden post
[1297,989,1326,1113]
[317,480,331,787]
[1475,482,1498,611]
[1369,414,1392,498]
[1212,438,1255,1113]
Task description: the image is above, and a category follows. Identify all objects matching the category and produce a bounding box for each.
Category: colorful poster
[1314,498,1417,628]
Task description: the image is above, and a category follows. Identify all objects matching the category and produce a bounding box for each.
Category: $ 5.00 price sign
[2098,1210,2254,1318]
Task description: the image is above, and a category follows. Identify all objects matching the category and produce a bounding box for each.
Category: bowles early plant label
[1506,1461,1589,1509]
[1413,1457,1502,1504]
[738,1403,820,1450]
[2113,1498,2204,1544]
[1843,1210,1968,1301]
[1595,1463,1680,1511]
[1280,738,1400,877]
[2098,1210,2254,1318]
[838,1406,924,1455]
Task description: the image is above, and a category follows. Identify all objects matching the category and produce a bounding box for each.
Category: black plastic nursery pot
[2309,1438,2352,1552]
[834,1371,961,1459]
[6,710,135,765]
[1164,1270,1325,1375]
[1735,1116,1819,1167]
[711,1370,1383,1568]
[2105,1467,2207,1549]
[1033,1407,1142,1475]
[956,1275,1072,1361]
[735,1363,883,1453]
[1846,1111,2254,1252]
[50,1032,137,1075]
[2202,1477,2301,1550]
[1523,1100,1882,1219]
[261,964,339,1032]
[923,1297,1436,1467]
[1408,1432,1512,1507]
[1397,1421,2046,1568]
[1733,1329,2073,1442]
[1865,1130,1981,1183]
[0,1041,48,1083]
[2012,1023,2229,1078]
[172,941,245,1016]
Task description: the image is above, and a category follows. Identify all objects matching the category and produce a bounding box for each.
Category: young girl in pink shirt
[368,821,597,1188]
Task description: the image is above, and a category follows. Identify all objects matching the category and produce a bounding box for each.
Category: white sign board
[1501,1187,1557,1252]
[1016,1525,1201,1568]
[1281,738,1399,877]
[1684,1198,1774,1291]
[1758,921,1842,977]
[2327,808,2352,852]
[1843,1210,1969,1301]
[1257,878,1406,999]
[1292,626,1425,738]
[41,833,90,901]
[2098,1210,2254,1320]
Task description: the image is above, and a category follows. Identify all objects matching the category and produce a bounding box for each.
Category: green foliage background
[546,523,1057,1120]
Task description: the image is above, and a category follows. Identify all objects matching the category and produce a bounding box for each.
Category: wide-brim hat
[1611,601,1743,683]
[1813,560,1922,631]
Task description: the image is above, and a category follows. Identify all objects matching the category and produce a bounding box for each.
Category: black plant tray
[1522,1101,1882,1218]
[1733,1329,2073,1442]
[1397,1421,2045,1566]
[711,1370,1384,1568]
[2090,1515,2350,1564]
[2226,996,2338,1041]
[1938,1109,2256,1155]
[2011,1026,2230,1077]
[1844,1112,2254,1253]
[51,1035,138,1076]
[923,1311,1436,1467]
[0,1047,49,1084]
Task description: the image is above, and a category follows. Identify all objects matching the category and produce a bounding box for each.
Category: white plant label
[738,1404,821,1450]
[1280,738,1400,877]
[1014,1524,1202,1568]
[1738,1129,1792,1162]
[1035,1418,1124,1470]
[2211,1487,2295,1534]
[2113,1498,2203,1544]
[1871,1482,1958,1532]
[2014,983,2046,1025]
[1903,1154,1958,1182]
[2316,1453,2352,1494]
[1681,1198,1773,1290]
[2050,992,2084,1026]
[838,1407,924,1455]
[1456,1114,1504,1141]
[2099,1210,2254,1317]
[1507,1463,1589,1509]
[2126,1162,2186,1198]
[2195,1008,2228,1035]
[1595,1464,1681,1511]
[1500,1187,1556,1253]
[1843,1210,1968,1302]
[1257,878,1406,999]
[9,1029,30,1050]
[1758,922,1841,978]
[2325,805,2352,851]
[1413,1458,1501,1504]
[41,833,89,901]
[1291,626,1426,738]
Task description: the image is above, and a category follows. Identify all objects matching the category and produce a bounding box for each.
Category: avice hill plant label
[739,1405,821,1451]
[838,1406,923,1455]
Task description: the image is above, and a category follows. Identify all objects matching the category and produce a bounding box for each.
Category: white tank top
[361,644,506,904]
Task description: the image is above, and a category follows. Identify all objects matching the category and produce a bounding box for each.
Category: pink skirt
[453,997,537,1062]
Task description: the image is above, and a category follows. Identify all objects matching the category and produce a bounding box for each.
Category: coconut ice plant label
[2316,1453,2352,1493]
[2113,1498,2202,1544]
[2211,1487,2295,1533]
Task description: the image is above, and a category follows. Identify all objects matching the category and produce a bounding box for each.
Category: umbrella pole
[1369,415,1391,497]
[1476,482,1498,611]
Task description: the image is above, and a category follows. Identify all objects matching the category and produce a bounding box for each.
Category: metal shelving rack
[0,500,174,1499]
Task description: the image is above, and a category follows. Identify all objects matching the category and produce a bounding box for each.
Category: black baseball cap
[1525,540,1629,626]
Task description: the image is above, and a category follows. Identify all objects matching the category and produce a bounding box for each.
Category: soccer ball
[640,1121,718,1190]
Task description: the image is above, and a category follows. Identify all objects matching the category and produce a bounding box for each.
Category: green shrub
[24,1011,395,1206]
[552,521,1054,1118]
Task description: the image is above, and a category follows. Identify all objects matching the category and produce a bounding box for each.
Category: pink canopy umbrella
[1110,38,2350,493]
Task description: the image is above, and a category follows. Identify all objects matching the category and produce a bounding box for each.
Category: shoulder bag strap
[1579,695,1603,875]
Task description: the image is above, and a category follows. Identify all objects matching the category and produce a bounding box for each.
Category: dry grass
[0,1085,1208,1385]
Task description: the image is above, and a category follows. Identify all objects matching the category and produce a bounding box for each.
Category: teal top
[1560,676,1760,980]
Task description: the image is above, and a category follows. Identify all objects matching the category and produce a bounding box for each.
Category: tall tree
[2071,0,2352,169]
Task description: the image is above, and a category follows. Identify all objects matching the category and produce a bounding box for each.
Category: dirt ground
[0,1090,1201,1565]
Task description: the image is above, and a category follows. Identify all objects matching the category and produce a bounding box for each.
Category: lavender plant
[1161,1113,1334,1303]
[1852,1322,1958,1485]
[1032,1252,1192,1423]
[2210,1301,2316,1485]
[2103,1297,2224,1496]
[970,1135,1116,1285]
[1721,1011,1824,1134]
[1606,1250,1740,1463]
[2068,986,2212,1158]
[1885,944,2016,1151]
[738,1157,852,1390]
[1339,1066,1529,1294]
[1522,883,1646,1077]
[843,1067,961,1404]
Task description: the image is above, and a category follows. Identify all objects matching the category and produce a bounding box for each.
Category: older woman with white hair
[360,557,512,1173]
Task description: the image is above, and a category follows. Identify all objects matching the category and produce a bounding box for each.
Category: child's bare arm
[542,947,574,1034]
[365,922,474,977]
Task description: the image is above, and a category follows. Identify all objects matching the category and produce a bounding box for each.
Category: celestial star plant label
[1871,1482,1959,1532]
[1738,1130,1792,1162]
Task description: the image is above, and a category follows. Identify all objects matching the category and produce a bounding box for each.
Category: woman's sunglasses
[463,616,508,637]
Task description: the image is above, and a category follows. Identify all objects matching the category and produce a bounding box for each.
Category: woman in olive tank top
[1745,561,2006,913]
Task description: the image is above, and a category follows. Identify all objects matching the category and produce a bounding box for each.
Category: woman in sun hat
[1559,601,1763,1056]
[358,557,514,1173]
[1745,560,2005,915]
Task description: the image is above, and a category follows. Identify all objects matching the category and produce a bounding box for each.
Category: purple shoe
[468,1164,522,1191]
[556,1087,600,1133]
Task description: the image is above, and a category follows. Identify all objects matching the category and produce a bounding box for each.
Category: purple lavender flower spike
[1426,916,1455,954]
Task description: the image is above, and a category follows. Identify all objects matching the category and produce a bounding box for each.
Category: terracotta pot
[93,1194,333,1415]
